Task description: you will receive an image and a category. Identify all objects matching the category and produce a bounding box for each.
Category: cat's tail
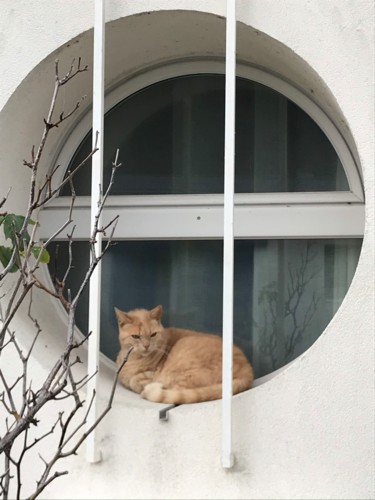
[141,377,252,404]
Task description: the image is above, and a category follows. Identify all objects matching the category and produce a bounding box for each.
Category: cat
[115,305,253,404]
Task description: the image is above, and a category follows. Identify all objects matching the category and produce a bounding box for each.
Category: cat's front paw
[141,382,164,402]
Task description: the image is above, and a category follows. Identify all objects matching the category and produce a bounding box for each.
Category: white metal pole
[86,0,105,464]
[222,0,236,469]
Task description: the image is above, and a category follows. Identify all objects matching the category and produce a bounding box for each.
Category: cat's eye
[131,334,140,339]
[151,332,158,338]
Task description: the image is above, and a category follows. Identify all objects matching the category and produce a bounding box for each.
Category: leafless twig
[0,60,124,500]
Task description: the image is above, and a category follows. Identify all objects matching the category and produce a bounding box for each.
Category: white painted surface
[86,0,106,464]
[0,2,373,499]
[222,0,236,469]
[38,197,365,240]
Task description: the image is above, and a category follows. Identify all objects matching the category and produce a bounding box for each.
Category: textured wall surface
[0,1,374,499]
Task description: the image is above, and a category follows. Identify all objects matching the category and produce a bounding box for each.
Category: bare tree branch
[0,188,11,213]
[0,60,124,499]
[255,243,322,372]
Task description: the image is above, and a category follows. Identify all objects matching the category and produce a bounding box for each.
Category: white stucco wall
[0,1,374,499]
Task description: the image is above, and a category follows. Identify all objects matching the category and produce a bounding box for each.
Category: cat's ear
[150,305,163,321]
[114,307,132,327]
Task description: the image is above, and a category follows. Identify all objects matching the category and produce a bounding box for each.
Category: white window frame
[43,61,364,203]
[38,26,365,470]
[38,59,365,240]
[38,193,364,241]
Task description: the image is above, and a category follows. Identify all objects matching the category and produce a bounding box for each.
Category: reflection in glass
[47,238,361,378]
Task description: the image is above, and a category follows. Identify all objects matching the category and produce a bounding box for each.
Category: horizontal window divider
[38,203,364,240]
[44,191,361,209]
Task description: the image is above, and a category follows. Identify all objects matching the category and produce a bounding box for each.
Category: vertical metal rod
[222,0,236,469]
[86,0,105,464]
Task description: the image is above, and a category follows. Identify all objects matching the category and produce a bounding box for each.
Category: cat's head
[115,305,165,355]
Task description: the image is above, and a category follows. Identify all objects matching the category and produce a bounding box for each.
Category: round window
[44,72,363,378]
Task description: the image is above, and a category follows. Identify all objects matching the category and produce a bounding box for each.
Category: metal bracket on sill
[159,404,178,421]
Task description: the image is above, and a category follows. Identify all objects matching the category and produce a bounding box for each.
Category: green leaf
[3,214,26,240]
[0,245,19,272]
[0,215,5,225]
[31,246,50,264]
[2,214,32,252]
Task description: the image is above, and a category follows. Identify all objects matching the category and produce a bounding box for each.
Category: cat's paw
[141,382,164,402]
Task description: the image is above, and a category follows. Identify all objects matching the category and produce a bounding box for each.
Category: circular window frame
[40,58,365,380]
[49,59,364,201]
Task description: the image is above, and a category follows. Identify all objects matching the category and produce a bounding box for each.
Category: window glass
[51,72,361,380]
[61,75,348,196]
[47,238,361,378]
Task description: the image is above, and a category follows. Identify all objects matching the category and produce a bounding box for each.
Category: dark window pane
[47,238,361,378]
[61,75,348,196]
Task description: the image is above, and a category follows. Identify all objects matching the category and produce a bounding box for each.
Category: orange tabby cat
[115,305,253,404]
